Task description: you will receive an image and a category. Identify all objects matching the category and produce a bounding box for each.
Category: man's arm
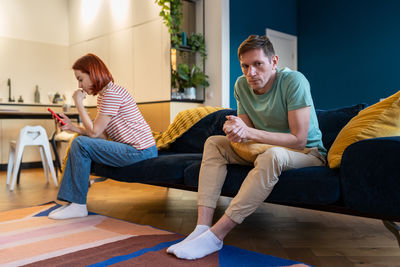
[224,107,310,150]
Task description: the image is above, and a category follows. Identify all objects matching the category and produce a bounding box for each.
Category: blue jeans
[57,136,158,204]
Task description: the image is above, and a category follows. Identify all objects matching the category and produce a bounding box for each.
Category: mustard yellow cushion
[327,90,400,168]
[231,140,310,162]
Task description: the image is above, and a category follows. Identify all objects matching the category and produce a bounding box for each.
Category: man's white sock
[166,224,210,254]
[48,203,88,220]
[172,229,223,260]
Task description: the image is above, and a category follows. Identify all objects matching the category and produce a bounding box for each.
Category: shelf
[171,98,204,103]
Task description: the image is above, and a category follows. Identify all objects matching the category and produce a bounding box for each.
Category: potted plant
[155,0,183,48]
[188,32,207,61]
[172,63,209,99]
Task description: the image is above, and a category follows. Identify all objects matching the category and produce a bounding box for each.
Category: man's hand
[223,115,248,142]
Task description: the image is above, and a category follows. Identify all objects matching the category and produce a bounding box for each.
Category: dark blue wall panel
[298,0,400,108]
[229,0,400,109]
[229,0,297,108]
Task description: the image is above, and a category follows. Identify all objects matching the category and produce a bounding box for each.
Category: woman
[49,53,157,220]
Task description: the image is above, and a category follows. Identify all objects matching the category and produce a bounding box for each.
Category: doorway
[266,28,297,70]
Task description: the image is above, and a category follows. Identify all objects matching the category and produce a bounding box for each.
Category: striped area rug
[0,203,309,266]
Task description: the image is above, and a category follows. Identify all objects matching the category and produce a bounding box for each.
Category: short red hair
[72,53,114,94]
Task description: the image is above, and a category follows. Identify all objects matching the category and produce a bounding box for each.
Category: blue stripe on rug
[219,245,309,267]
[34,204,96,217]
[87,239,184,267]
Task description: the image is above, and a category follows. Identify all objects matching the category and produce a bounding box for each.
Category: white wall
[0,0,227,108]
[204,0,230,108]
[68,0,170,106]
[0,0,69,45]
[0,0,70,104]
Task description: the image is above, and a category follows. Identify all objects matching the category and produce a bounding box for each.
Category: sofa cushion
[168,109,237,153]
[316,104,366,151]
[184,162,341,205]
[328,91,400,168]
[230,140,310,162]
[92,153,202,184]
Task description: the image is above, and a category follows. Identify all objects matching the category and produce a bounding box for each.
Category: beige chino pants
[197,135,326,224]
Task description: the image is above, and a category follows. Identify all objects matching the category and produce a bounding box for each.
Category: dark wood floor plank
[0,168,399,266]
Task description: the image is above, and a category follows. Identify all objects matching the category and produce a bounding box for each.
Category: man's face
[240,48,278,95]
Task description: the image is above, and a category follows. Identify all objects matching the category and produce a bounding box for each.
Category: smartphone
[47,108,66,125]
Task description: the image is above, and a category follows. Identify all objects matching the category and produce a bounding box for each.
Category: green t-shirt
[234,68,326,156]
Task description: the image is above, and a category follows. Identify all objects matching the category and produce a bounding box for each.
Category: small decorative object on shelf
[18,95,24,103]
[34,85,40,103]
[181,31,187,46]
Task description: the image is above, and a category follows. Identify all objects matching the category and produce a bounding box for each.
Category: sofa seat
[183,162,341,205]
[92,153,202,185]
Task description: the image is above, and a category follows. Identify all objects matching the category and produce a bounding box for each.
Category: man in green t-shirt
[167,35,326,260]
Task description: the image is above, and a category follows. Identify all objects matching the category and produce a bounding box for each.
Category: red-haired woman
[49,53,157,220]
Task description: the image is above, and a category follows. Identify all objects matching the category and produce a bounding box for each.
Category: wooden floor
[1,168,399,267]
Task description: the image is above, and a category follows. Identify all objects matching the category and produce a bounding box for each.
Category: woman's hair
[238,35,275,62]
[72,53,114,94]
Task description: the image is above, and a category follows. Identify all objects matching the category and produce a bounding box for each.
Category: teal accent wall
[298,0,400,109]
[229,0,400,109]
[229,0,297,109]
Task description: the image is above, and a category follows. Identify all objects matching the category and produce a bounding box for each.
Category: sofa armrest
[340,136,400,218]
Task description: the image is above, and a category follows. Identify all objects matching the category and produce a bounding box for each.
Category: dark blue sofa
[91,104,400,243]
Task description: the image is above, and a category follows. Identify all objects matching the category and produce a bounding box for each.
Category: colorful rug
[0,203,309,266]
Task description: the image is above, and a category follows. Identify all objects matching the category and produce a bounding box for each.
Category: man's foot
[166,224,210,254]
[172,229,223,260]
[48,203,88,220]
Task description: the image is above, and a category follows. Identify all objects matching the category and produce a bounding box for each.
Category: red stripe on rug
[22,234,189,266]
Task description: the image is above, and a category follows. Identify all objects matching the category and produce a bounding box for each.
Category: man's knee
[204,135,229,151]
[256,147,289,165]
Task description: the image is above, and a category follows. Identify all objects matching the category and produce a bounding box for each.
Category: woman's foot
[49,204,70,216]
[48,203,88,220]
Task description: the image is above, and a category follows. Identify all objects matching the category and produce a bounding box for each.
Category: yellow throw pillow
[327,90,400,168]
[231,140,311,162]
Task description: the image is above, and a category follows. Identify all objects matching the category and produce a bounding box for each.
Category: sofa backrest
[167,104,366,153]
[316,104,366,151]
[168,109,237,153]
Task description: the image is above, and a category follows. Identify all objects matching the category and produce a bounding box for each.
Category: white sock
[49,204,70,216]
[172,229,223,260]
[48,203,88,220]
[166,225,210,254]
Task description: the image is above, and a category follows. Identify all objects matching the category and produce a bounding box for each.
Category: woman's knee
[70,136,90,152]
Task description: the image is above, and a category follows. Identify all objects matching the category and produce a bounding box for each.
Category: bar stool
[49,130,75,177]
[6,125,58,191]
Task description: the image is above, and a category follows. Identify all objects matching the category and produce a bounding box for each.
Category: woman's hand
[58,113,74,131]
[72,89,87,106]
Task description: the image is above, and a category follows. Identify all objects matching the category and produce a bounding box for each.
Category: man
[167,35,327,260]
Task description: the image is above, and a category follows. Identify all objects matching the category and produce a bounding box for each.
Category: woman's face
[74,69,94,95]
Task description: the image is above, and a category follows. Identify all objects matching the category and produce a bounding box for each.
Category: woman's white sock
[172,229,223,260]
[49,204,70,216]
[166,224,210,254]
[48,203,88,220]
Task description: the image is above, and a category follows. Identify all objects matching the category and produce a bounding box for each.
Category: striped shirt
[97,82,155,150]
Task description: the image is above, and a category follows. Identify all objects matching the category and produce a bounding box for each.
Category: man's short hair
[238,35,275,62]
